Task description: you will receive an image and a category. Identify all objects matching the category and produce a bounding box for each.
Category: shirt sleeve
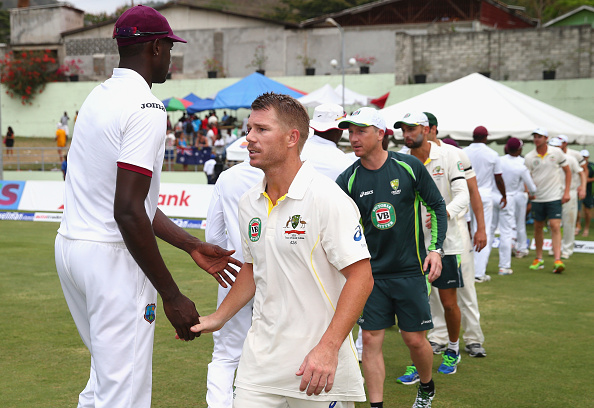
[413,159,447,251]
[493,154,503,175]
[319,183,370,271]
[205,181,227,249]
[117,104,167,173]
[521,167,537,194]
[445,150,470,219]
[456,148,476,180]
[238,195,254,264]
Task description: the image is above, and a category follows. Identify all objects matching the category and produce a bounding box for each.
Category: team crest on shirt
[249,217,262,242]
[284,215,307,242]
[533,158,541,167]
[432,166,444,177]
[144,303,156,324]
[372,202,396,229]
[390,179,401,195]
[457,161,464,172]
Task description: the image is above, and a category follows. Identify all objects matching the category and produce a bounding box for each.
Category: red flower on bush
[0,50,59,105]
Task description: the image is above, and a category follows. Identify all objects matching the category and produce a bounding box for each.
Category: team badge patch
[284,215,307,242]
[144,303,156,324]
[371,202,396,229]
[249,217,262,242]
[457,161,464,172]
[390,179,399,190]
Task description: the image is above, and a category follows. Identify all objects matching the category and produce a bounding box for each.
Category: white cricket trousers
[207,283,253,408]
[491,195,515,269]
[510,192,530,252]
[562,190,578,256]
[55,234,157,408]
[472,189,493,278]
[427,217,485,346]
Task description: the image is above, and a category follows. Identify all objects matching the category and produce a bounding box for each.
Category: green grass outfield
[0,221,591,407]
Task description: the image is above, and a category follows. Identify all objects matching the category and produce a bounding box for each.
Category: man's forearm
[467,178,485,231]
[153,208,202,254]
[213,262,256,323]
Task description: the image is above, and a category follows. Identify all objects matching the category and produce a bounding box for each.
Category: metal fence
[2,147,67,171]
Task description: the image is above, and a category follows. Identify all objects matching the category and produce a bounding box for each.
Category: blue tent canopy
[183,93,203,104]
[212,72,305,110]
[183,93,215,114]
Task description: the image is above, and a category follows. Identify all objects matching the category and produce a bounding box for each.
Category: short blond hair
[251,92,310,152]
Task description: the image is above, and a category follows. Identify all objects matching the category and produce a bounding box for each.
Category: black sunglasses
[113,26,168,38]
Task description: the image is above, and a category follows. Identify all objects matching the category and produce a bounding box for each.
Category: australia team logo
[284,215,307,235]
[249,217,262,242]
[390,179,401,195]
[372,202,396,229]
[432,165,444,177]
[144,303,156,324]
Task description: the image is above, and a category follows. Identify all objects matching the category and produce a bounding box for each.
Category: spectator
[60,111,70,137]
[56,123,67,162]
[4,126,15,156]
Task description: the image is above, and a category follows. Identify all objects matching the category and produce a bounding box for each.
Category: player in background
[337,107,447,408]
[205,161,263,408]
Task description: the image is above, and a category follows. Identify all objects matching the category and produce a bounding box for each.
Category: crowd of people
[52,6,592,408]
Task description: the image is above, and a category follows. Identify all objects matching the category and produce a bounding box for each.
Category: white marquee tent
[381,73,594,144]
[298,84,372,107]
[226,136,249,162]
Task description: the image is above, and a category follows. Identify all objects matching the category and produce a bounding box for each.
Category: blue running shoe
[437,349,461,375]
[396,365,419,385]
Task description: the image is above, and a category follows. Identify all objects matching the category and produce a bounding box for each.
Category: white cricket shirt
[525,146,567,202]
[236,161,369,401]
[206,161,264,256]
[300,135,354,181]
[562,153,583,191]
[500,155,537,195]
[463,142,502,195]
[408,142,469,255]
[58,68,166,242]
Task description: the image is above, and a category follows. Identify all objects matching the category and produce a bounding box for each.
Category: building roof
[543,5,594,28]
[61,0,296,38]
[300,0,536,29]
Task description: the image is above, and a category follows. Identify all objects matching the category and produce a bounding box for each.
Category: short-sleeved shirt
[525,146,567,202]
[58,68,166,242]
[408,142,469,255]
[236,161,370,401]
[562,153,582,192]
[463,142,502,195]
[56,128,67,147]
[300,135,353,180]
[336,151,447,278]
[500,154,537,196]
[566,148,586,167]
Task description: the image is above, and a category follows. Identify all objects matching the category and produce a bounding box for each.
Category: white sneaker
[498,268,513,275]
[561,253,570,259]
[474,275,491,283]
[515,249,529,258]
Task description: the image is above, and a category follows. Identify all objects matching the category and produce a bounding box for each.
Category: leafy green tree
[508,0,594,23]
[0,1,10,44]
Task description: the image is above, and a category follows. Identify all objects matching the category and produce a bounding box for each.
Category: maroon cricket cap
[505,137,523,152]
[473,125,489,138]
[113,5,187,47]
